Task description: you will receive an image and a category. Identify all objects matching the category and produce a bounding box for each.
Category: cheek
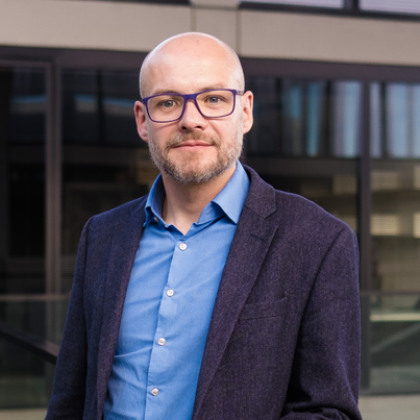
[147,124,170,146]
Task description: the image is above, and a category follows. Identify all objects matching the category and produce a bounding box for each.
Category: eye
[205,95,226,105]
[207,96,221,104]
[159,100,175,108]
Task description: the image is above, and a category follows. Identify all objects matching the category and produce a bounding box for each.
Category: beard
[147,125,243,185]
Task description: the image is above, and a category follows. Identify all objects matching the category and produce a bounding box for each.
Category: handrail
[0,320,59,365]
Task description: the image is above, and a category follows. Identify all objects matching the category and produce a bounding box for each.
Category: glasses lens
[197,90,235,118]
[147,94,184,122]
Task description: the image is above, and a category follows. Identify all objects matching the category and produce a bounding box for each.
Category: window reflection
[332,81,361,158]
[282,81,325,157]
[62,70,140,146]
[61,69,158,293]
[370,81,420,292]
[246,76,361,158]
[371,82,420,159]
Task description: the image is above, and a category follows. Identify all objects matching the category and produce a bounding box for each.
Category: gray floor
[359,395,420,420]
[1,396,419,419]
[0,408,46,420]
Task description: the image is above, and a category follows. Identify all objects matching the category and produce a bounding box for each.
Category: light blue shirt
[104,162,250,420]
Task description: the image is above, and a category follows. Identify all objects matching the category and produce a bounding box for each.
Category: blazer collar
[96,196,148,419]
[192,165,278,420]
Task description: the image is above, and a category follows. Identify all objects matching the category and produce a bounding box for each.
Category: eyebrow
[149,85,231,96]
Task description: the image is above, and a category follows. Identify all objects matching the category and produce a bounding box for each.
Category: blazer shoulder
[243,165,354,241]
[273,189,356,242]
[85,194,148,237]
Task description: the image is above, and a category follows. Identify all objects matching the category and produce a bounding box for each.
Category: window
[361,0,420,15]
[240,0,344,8]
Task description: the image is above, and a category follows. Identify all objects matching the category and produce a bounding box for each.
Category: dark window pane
[62,70,141,147]
[61,69,158,294]
[9,165,45,257]
[102,71,140,146]
[62,71,100,144]
[9,69,46,144]
[0,67,46,295]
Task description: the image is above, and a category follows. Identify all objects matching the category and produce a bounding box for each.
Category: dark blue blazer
[46,166,362,420]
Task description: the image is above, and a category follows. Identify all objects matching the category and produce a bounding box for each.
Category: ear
[134,101,149,143]
[241,90,254,134]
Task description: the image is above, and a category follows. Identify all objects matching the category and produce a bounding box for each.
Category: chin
[164,159,230,185]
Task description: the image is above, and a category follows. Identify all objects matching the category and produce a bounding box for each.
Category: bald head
[139,32,244,98]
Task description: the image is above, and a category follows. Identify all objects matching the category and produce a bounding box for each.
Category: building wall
[0,0,420,66]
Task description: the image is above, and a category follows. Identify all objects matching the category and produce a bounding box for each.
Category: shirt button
[167,289,174,297]
[151,388,159,396]
[154,216,158,223]
[158,338,166,346]
[179,243,187,250]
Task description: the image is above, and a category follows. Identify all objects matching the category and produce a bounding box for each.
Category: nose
[178,99,208,131]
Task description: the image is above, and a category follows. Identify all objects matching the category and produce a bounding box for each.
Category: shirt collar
[209,161,249,224]
[144,161,250,227]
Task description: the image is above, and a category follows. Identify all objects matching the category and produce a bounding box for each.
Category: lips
[173,140,213,148]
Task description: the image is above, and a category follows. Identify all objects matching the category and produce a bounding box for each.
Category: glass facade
[368,81,420,391]
[0,67,46,295]
[245,76,359,235]
[246,78,361,158]
[0,336,53,409]
[0,65,54,411]
[61,69,159,293]
[2,51,420,414]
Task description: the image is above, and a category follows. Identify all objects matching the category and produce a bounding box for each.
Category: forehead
[142,40,239,97]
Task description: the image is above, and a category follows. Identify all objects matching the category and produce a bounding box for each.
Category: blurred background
[1,0,420,419]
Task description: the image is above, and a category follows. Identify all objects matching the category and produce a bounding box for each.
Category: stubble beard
[147,124,243,185]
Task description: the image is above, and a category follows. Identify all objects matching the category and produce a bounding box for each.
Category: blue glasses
[142,89,244,123]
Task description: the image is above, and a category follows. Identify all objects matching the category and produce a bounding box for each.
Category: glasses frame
[142,88,244,123]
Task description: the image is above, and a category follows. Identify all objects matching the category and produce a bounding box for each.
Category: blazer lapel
[192,167,278,420]
[96,197,147,417]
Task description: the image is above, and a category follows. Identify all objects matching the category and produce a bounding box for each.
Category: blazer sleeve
[45,217,92,420]
[281,225,362,420]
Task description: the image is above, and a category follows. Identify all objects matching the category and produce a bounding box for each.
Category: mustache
[165,132,220,150]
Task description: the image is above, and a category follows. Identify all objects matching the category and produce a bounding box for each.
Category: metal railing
[0,320,59,365]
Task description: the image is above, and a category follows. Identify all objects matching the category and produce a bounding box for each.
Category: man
[46,33,362,420]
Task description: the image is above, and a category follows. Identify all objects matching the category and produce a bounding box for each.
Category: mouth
[172,140,213,151]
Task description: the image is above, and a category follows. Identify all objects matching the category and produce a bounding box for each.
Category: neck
[161,164,236,235]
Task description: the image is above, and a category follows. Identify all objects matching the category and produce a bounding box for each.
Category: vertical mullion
[360,87,371,290]
[45,62,61,295]
[343,0,359,10]
[45,63,55,295]
[54,63,62,295]
[359,80,372,390]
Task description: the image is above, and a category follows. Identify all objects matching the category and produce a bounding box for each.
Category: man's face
[134,38,253,184]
